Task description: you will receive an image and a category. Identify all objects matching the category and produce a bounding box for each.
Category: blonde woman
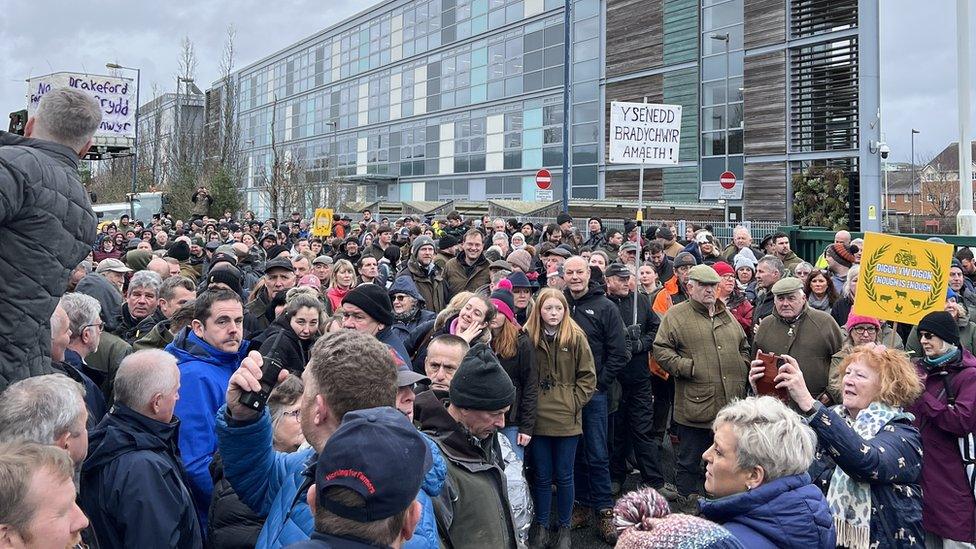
[325,259,355,315]
[524,288,596,548]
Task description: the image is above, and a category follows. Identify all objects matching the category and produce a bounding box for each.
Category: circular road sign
[536,169,552,190]
[719,171,736,190]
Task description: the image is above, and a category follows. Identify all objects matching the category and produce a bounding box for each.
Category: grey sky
[1,0,972,165]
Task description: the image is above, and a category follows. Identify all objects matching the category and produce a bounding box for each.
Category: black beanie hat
[266,244,289,260]
[208,268,243,296]
[918,311,961,347]
[438,234,458,251]
[449,343,516,411]
[167,240,190,262]
[556,213,573,226]
[342,283,395,326]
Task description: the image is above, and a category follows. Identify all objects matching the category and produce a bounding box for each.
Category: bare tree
[257,95,309,218]
[922,158,960,218]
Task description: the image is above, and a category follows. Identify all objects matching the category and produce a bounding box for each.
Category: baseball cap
[96,258,133,274]
[397,363,429,388]
[605,263,632,279]
[265,257,295,273]
[314,407,432,521]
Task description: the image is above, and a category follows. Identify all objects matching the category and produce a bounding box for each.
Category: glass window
[504,150,522,169]
[469,154,486,171]
[472,15,487,34]
[728,129,743,154]
[702,24,743,55]
[701,77,743,106]
[575,38,599,61]
[544,67,563,87]
[573,165,597,184]
[524,128,543,147]
[572,122,598,144]
[701,131,726,156]
[472,47,488,67]
[574,101,599,123]
[544,23,564,46]
[524,108,543,128]
[506,38,523,58]
[575,81,598,101]
[543,105,563,125]
[488,80,505,99]
[701,155,743,181]
[505,2,523,23]
[573,144,597,164]
[544,45,563,67]
[701,50,744,80]
[702,0,743,31]
[525,30,545,52]
[523,148,542,167]
[574,16,599,41]
[524,51,544,72]
[543,147,562,166]
[505,76,523,95]
[573,59,599,80]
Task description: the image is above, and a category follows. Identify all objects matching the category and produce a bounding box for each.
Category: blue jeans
[499,426,524,460]
[574,390,613,510]
[530,435,579,527]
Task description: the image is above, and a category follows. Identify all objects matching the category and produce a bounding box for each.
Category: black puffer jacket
[251,314,316,374]
[565,282,630,391]
[0,132,97,389]
[207,451,263,549]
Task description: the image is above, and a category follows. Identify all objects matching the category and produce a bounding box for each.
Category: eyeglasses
[919,331,936,340]
[852,326,878,334]
[82,322,104,333]
[281,409,301,421]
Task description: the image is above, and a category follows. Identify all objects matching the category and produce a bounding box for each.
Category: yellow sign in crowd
[853,232,953,325]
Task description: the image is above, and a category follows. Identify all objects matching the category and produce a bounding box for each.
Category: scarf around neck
[826,402,912,549]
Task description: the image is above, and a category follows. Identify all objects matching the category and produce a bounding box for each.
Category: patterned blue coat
[806,402,924,548]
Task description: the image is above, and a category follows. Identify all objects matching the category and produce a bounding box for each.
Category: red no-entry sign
[536,169,552,190]
[720,171,736,190]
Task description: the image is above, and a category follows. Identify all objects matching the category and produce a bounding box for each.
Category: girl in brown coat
[525,288,596,547]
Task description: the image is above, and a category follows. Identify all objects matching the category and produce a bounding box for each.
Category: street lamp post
[911,128,919,233]
[105,63,140,220]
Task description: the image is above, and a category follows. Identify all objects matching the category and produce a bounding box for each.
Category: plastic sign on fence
[27,72,136,139]
[608,102,682,165]
[853,232,953,325]
[312,208,334,237]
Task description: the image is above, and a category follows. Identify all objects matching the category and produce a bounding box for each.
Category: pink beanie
[845,313,881,332]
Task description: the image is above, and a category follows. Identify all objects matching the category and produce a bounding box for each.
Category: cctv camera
[878,143,890,159]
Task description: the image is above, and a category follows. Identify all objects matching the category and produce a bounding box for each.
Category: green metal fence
[780,226,976,264]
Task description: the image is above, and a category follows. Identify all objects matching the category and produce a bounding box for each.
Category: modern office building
[137,82,205,187]
[216,0,881,224]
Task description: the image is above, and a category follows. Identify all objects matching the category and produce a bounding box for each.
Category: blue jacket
[377,325,410,366]
[166,328,249,528]
[215,405,446,549]
[80,404,203,548]
[699,473,835,548]
[806,403,924,548]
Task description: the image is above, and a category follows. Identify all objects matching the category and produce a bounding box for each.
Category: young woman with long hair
[325,259,355,315]
[524,288,596,548]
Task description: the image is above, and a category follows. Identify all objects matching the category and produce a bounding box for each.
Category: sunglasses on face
[919,331,935,340]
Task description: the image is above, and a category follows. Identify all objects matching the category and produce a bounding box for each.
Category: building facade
[218,0,881,223]
[137,85,205,188]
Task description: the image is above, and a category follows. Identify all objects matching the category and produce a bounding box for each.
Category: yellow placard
[312,208,334,237]
[853,232,953,325]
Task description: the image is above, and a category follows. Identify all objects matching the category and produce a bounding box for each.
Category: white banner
[608,101,682,165]
[27,72,136,139]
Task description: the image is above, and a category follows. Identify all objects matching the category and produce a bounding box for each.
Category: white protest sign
[609,102,682,165]
[27,72,136,139]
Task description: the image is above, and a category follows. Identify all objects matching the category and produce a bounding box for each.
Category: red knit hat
[712,261,734,277]
[845,313,881,332]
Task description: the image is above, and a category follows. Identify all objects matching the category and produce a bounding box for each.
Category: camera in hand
[239,355,284,412]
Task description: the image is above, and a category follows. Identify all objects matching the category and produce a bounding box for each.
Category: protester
[752,256,784,328]
[698,397,835,547]
[909,311,976,546]
[286,407,430,549]
[389,276,437,344]
[830,265,859,327]
[114,270,164,343]
[325,258,356,315]
[0,442,91,548]
[488,280,538,460]
[563,257,629,542]
[80,350,203,547]
[422,334,470,395]
[414,343,519,548]
[254,288,324,374]
[0,374,89,468]
[340,283,409,364]
[400,235,447,312]
[247,257,298,331]
[612,487,744,549]
[209,375,306,548]
[804,268,839,312]
[906,289,976,356]
[166,288,250,527]
[715,260,753,336]
[653,264,750,514]
[216,331,399,548]
[524,288,596,548]
[0,88,101,390]
[443,229,491,298]
[752,345,924,548]
[753,277,844,405]
[604,263,662,494]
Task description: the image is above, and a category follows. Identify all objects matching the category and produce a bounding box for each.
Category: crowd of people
[1,87,976,549]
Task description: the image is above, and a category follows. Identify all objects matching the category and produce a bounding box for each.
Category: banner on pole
[852,232,953,325]
[312,208,334,237]
[27,72,136,139]
[608,102,682,165]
